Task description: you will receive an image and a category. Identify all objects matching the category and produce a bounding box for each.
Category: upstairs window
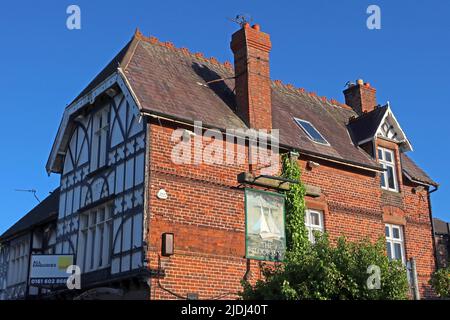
[294,118,329,145]
[90,107,110,172]
[385,224,406,264]
[378,147,398,192]
[7,240,28,286]
[77,203,113,273]
[305,209,324,243]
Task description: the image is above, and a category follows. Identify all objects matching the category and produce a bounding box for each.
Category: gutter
[403,171,439,188]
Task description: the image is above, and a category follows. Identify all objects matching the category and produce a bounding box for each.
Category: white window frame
[90,107,110,171]
[305,209,324,243]
[7,240,28,286]
[378,147,399,192]
[385,224,406,264]
[77,203,113,273]
[294,118,330,146]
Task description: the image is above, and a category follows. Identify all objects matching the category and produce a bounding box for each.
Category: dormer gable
[347,104,412,153]
[375,106,412,152]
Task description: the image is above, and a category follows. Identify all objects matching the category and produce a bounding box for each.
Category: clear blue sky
[0,0,449,234]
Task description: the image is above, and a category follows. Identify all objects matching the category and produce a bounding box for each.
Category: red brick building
[433,218,450,269]
[42,23,438,299]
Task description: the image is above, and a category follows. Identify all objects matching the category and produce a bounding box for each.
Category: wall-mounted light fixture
[307,160,320,170]
[289,150,300,161]
[413,186,425,194]
[162,233,174,256]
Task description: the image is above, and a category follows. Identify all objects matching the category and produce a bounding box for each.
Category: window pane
[387,166,396,189]
[393,227,400,239]
[380,171,386,188]
[81,215,88,230]
[394,243,402,260]
[378,149,383,160]
[98,208,105,223]
[310,212,320,226]
[106,206,113,219]
[385,151,392,162]
[90,212,96,226]
[385,226,390,237]
[98,225,104,267]
[386,242,392,260]
[295,119,328,144]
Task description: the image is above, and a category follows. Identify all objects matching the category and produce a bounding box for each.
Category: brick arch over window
[382,205,406,226]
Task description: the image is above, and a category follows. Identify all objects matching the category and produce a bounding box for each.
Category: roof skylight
[294,118,329,145]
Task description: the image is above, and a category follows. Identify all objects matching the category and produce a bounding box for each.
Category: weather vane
[228,14,253,28]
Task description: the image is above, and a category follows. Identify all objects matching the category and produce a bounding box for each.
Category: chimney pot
[252,24,261,31]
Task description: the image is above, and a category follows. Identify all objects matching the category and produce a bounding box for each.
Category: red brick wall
[300,153,436,298]
[146,122,436,299]
[147,122,253,299]
[344,81,377,115]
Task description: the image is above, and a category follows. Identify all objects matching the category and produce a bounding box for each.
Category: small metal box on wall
[162,233,174,256]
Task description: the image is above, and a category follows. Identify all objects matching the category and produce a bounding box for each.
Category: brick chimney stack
[231,23,272,130]
[343,79,377,115]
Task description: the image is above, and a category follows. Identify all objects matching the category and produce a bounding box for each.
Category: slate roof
[119,32,379,169]
[401,154,438,186]
[347,106,388,144]
[63,30,436,185]
[433,218,450,235]
[73,40,133,103]
[0,188,59,241]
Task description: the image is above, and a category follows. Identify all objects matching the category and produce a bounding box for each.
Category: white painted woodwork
[56,89,146,276]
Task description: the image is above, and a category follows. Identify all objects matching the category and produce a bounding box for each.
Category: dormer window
[294,118,329,145]
[378,147,398,192]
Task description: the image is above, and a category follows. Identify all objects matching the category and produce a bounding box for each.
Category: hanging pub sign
[29,254,74,287]
[245,189,286,261]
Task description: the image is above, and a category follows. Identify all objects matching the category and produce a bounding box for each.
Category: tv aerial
[228,14,253,28]
[14,189,41,203]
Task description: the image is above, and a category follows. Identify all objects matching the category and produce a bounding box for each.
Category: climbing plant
[280,152,309,255]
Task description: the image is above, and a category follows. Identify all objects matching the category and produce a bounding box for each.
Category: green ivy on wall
[240,151,410,300]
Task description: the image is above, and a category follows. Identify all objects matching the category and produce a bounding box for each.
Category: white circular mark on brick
[157,189,168,200]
